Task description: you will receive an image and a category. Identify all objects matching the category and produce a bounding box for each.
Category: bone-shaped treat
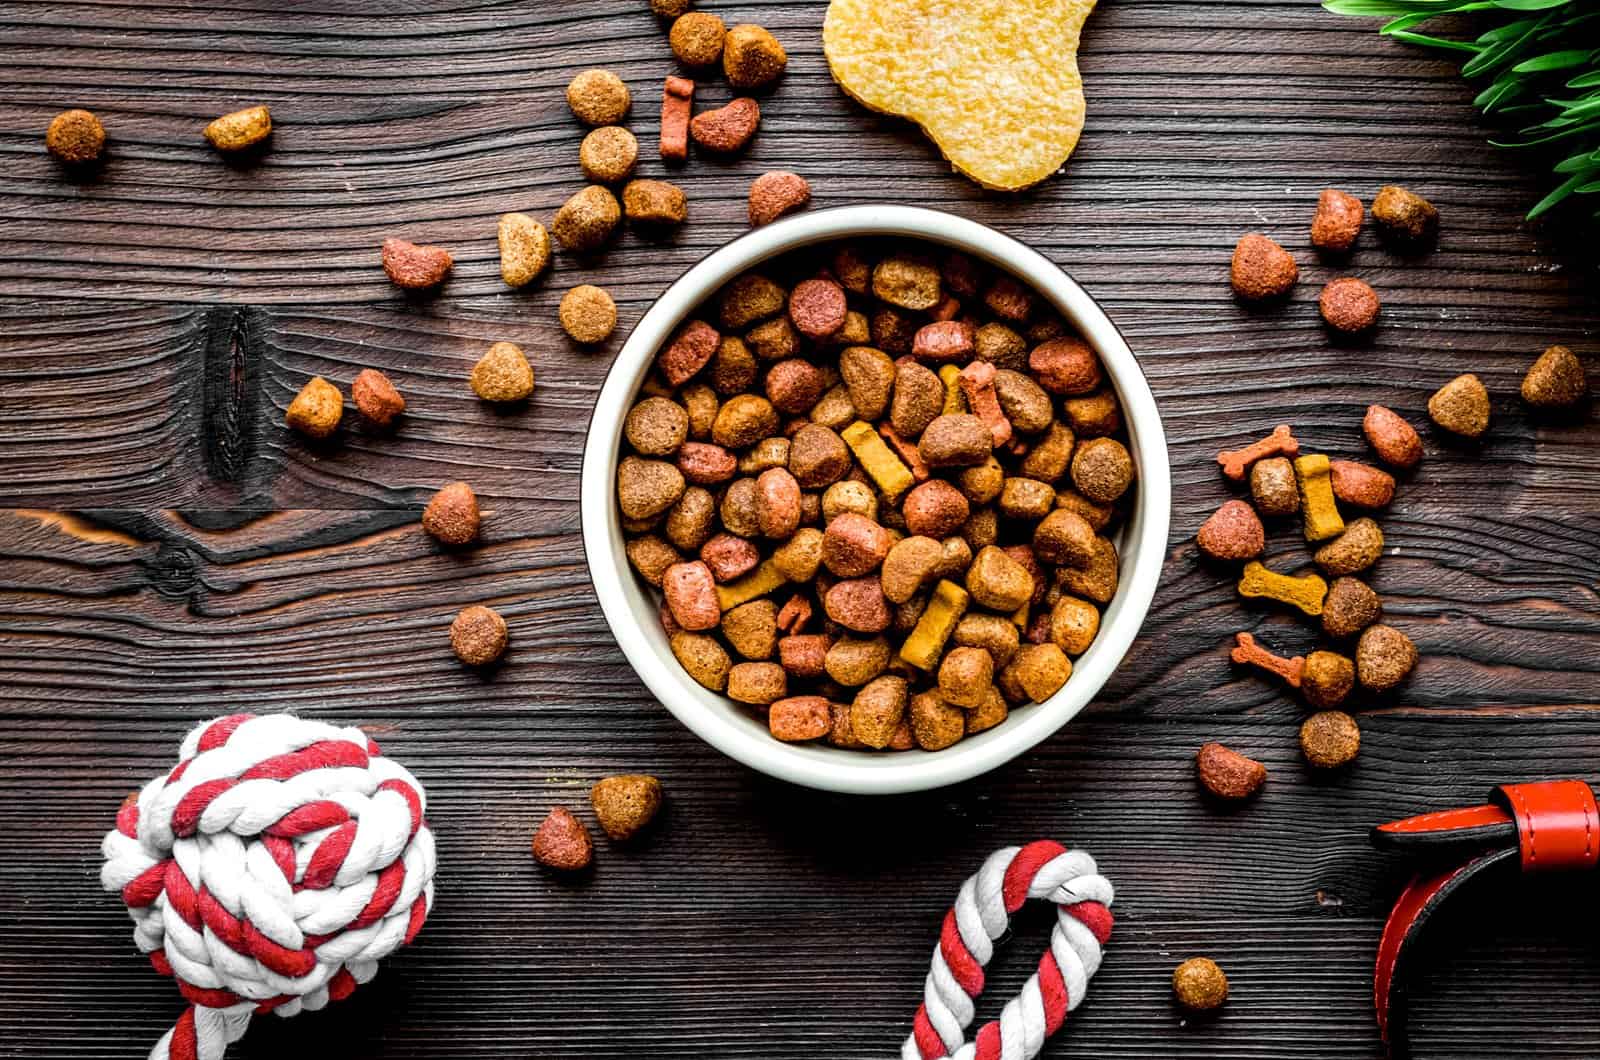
[1230,631,1306,687]
[1237,560,1328,617]
[1217,424,1300,481]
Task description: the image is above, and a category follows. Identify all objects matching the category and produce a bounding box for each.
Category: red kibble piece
[531,807,593,871]
[1196,500,1265,561]
[788,278,848,340]
[1363,405,1423,469]
[662,560,720,631]
[912,320,976,362]
[958,360,1013,447]
[658,320,720,386]
[661,76,694,163]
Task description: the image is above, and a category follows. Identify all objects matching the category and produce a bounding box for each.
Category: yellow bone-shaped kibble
[938,364,966,415]
[899,579,970,670]
[1237,561,1328,617]
[716,559,787,612]
[842,419,914,500]
[1294,453,1345,543]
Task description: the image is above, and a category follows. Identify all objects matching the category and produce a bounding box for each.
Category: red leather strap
[1492,780,1600,872]
[1375,804,1511,836]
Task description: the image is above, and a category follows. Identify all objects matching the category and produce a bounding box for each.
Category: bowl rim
[580,204,1171,794]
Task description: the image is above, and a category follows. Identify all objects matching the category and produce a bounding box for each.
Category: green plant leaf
[1527,172,1587,218]
[1512,49,1596,73]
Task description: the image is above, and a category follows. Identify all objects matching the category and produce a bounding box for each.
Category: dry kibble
[382,238,453,290]
[1328,460,1395,510]
[626,397,690,457]
[422,481,481,545]
[1322,576,1382,639]
[203,105,271,152]
[351,369,404,428]
[825,576,892,634]
[789,278,848,340]
[1034,509,1098,567]
[672,631,731,690]
[1173,957,1230,1011]
[1314,517,1384,576]
[1070,437,1133,504]
[450,605,508,666]
[626,535,680,587]
[1230,233,1297,301]
[767,360,827,415]
[825,635,892,686]
[580,126,639,184]
[1357,624,1417,692]
[851,675,909,748]
[749,171,811,226]
[567,70,631,125]
[1196,742,1265,800]
[1521,345,1588,408]
[727,661,787,705]
[1057,536,1119,605]
[966,687,1008,734]
[721,274,787,329]
[618,456,686,521]
[560,285,618,345]
[553,185,622,252]
[471,341,535,402]
[1195,500,1265,562]
[590,774,662,840]
[724,23,788,88]
[966,546,1033,612]
[1249,457,1299,517]
[1311,188,1363,253]
[1319,277,1381,334]
[910,691,965,750]
[975,323,1027,371]
[285,376,343,439]
[1030,338,1103,397]
[651,0,691,17]
[669,11,726,66]
[919,414,992,468]
[531,806,593,871]
[872,255,942,311]
[1003,643,1071,702]
[984,275,1035,322]
[713,394,779,450]
[1049,596,1099,655]
[904,480,970,538]
[691,98,761,153]
[678,442,737,486]
[1372,185,1438,244]
[1302,651,1355,710]
[840,346,897,420]
[756,467,803,539]
[1062,391,1122,439]
[1428,374,1491,439]
[993,370,1053,435]
[45,108,105,164]
[769,696,832,742]
[722,599,778,660]
[498,213,551,287]
[663,555,720,632]
[746,315,800,360]
[661,75,694,163]
[938,646,993,708]
[1300,710,1360,768]
[822,512,892,577]
[659,320,721,387]
[623,179,688,226]
[1364,405,1424,469]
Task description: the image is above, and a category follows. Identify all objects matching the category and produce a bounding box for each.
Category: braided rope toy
[99,713,436,1060]
[907,840,1114,1060]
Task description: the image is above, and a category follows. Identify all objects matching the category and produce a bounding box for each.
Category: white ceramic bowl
[581,205,1170,794]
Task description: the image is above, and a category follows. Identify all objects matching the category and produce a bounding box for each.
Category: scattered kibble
[422,481,481,546]
[1230,631,1304,688]
[650,0,691,16]
[1328,459,1394,509]
[285,376,343,439]
[203,105,272,152]
[622,178,688,226]
[1521,345,1588,408]
[553,185,623,253]
[1310,188,1362,253]
[567,69,631,126]
[579,126,639,184]
[1427,373,1490,439]
[560,285,618,345]
[351,368,404,428]
[1249,456,1299,517]
[1300,709,1360,767]
[1196,499,1265,561]
[531,806,593,871]
[690,97,761,153]
[748,171,811,227]
[1356,623,1417,692]
[1372,184,1438,245]
[590,774,663,840]
[1196,742,1265,800]
[1218,425,1299,482]
[1301,650,1355,710]
[723,24,788,88]
[1322,576,1381,639]
[497,213,551,288]
[471,341,535,402]
[660,75,694,163]
[1318,277,1380,334]
[1294,454,1345,543]
[1173,957,1230,1011]
[1363,405,1423,469]
[381,238,453,290]
[450,604,508,666]
[669,11,726,66]
[1313,517,1383,577]
[45,108,105,164]
[1230,233,1298,301]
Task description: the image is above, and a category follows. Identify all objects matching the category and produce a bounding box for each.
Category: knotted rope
[100,713,436,1060]
[907,840,1114,1060]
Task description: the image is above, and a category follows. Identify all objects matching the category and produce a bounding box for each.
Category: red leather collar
[1372,780,1599,1057]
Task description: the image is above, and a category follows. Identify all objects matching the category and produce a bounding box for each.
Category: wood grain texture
[1,0,1598,1057]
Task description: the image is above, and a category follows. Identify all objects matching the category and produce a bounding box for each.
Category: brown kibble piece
[623,179,688,227]
[626,397,689,457]
[1250,457,1299,517]
[1302,651,1355,710]
[769,696,832,742]
[755,466,802,538]
[471,341,535,402]
[724,24,788,88]
[580,126,639,184]
[1363,405,1424,469]
[450,605,508,666]
[1229,631,1304,688]
[1057,536,1119,605]
[702,533,760,584]
[567,70,631,125]
[1173,957,1230,1011]
[1196,743,1265,800]
[1195,500,1265,562]
[671,631,730,690]
[1029,337,1103,396]
[590,774,662,840]
[1310,189,1363,253]
[661,76,694,163]
[531,807,593,871]
[966,546,1033,612]
[618,456,686,521]
[1314,517,1384,577]
[1034,509,1097,568]
[1049,596,1099,656]
[498,213,551,287]
[1328,460,1395,510]
[903,480,970,539]
[919,414,992,468]
[720,274,786,330]
[423,481,481,546]
[938,646,993,708]
[659,320,721,386]
[553,185,622,252]
[850,675,909,748]
[1217,424,1299,481]
[560,285,619,345]
[204,105,271,152]
[285,376,343,439]
[910,691,965,750]
[984,275,1035,322]
[670,11,726,66]
[872,256,942,311]
[975,323,1028,372]
[749,171,811,226]
[722,599,778,660]
[1301,710,1360,768]
[351,369,404,428]
[1003,644,1070,702]
[913,321,977,364]
[1230,234,1297,301]
[382,238,453,290]
[714,394,779,450]
[691,97,761,153]
[626,535,680,587]
[652,0,691,17]
[1357,624,1417,692]
[839,346,896,420]
[789,278,848,340]
[728,661,787,705]
[1070,437,1133,505]
[1428,374,1490,439]
[46,109,105,164]
[1062,390,1121,439]
[881,536,944,604]
[1521,345,1588,408]
[1322,576,1382,639]
[1372,185,1438,244]
[1319,277,1381,334]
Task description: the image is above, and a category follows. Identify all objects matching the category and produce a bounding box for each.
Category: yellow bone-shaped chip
[823,0,1099,192]
[1237,561,1328,617]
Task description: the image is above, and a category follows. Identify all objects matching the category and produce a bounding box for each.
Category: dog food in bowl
[615,237,1135,752]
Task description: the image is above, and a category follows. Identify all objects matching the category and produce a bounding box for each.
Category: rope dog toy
[99,714,437,1060]
[908,840,1114,1060]
[1371,779,1599,1057]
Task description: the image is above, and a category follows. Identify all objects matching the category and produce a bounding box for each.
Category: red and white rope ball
[907,840,1114,1060]
[99,713,436,1060]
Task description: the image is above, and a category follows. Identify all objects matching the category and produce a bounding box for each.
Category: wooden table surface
[3,1,1598,1056]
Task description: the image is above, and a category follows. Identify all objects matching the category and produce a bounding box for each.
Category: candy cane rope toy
[908,840,1114,1060]
[100,714,436,1060]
